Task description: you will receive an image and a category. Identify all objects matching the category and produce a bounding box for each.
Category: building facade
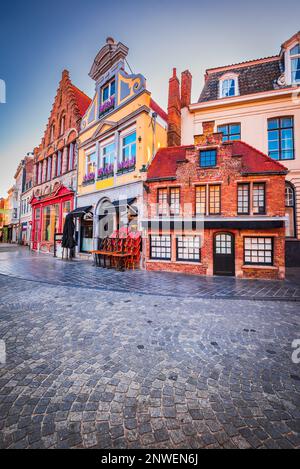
[1,197,10,242]
[19,156,34,245]
[143,121,287,280]
[31,70,91,253]
[176,32,300,265]
[76,38,167,254]
[0,198,5,242]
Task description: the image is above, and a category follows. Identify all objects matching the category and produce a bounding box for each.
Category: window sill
[147,259,202,266]
[242,265,278,270]
[148,259,172,263]
[117,168,136,176]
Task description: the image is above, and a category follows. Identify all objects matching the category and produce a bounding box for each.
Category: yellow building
[76,38,167,253]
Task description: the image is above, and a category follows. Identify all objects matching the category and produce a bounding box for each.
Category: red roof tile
[231,141,288,174]
[71,85,92,116]
[147,146,191,180]
[150,98,168,122]
[147,141,287,180]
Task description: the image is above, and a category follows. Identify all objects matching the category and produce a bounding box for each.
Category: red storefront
[31,184,74,253]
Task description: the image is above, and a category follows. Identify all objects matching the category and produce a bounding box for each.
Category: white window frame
[284,42,300,85]
[219,74,239,99]
[101,79,116,103]
[120,129,137,163]
[85,147,97,175]
[99,138,115,169]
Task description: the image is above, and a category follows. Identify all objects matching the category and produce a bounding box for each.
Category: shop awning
[100,198,138,216]
[69,206,93,217]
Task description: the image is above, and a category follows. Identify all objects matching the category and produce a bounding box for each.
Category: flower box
[116,158,136,175]
[97,164,114,180]
[83,172,95,185]
[99,96,115,117]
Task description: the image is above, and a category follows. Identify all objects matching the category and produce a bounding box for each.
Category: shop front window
[42,204,59,242]
[62,201,71,228]
[34,208,40,242]
[81,219,93,253]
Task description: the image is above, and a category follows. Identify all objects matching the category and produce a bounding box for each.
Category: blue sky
[0,0,299,196]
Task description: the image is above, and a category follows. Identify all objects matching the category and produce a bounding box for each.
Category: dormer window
[219,74,239,98]
[290,43,300,83]
[102,79,115,103]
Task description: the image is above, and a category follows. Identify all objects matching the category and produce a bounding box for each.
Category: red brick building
[143,121,287,279]
[31,70,91,253]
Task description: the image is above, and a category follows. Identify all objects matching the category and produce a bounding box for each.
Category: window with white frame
[86,151,97,175]
[209,185,221,215]
[100,141,115,168]
[195,186,206,215]
[102,79,116,103]
[219,75,238,98]
[176,236,201,262]
[170,188,180,215]
[253,183,266,214]
[237,184,250,214]
[150,235,171,260]
[121,131,136,162]
[244,237,273,265]
[285,182,296,238]
[290,43,300,83]
[157,188,168,216]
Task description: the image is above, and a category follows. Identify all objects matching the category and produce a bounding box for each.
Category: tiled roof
[147,141,287,180]
[150,98,168,122]
[147,146,191,180]
[198,58,283,102]
[231,141,288,175]
[71,85,92,116]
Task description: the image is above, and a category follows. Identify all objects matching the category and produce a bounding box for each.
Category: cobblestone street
[0,246,300,449]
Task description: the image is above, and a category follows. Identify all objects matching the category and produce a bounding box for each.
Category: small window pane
[158,188,168,216]
[195,186,206,215]
[170,188,180,215]
[209,185,221,214]
[200,150,217,168]
[150,235,171,260]
[244,237,273,265]
[177,236,201,262]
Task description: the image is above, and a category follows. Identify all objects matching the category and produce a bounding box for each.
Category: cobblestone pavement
[1,272,300,449]
[0,245,300,301]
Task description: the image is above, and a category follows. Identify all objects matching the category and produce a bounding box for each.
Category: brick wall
[144,123,286,279]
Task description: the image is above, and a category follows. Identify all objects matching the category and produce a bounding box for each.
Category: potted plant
[83,172,95,185]
[97,164,114,180]
[117,157,136,175]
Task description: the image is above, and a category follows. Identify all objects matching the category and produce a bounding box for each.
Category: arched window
[60,115,65,135]
[285,182,296,238]
[50,124,55,143]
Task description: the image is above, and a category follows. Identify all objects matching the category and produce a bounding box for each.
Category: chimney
[202,121,215,135]
[167,68,181,147]
[181,70,192,108]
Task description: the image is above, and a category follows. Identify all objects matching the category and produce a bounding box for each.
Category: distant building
[19,156,34,245]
